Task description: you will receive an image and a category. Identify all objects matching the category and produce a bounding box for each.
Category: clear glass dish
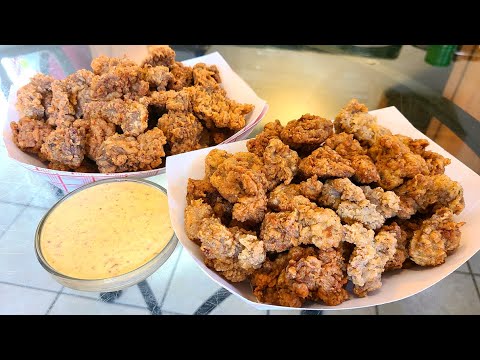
[34,178,177,292]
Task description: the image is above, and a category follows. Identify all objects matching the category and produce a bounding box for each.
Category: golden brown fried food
[209,152,268,223]
[96,128,166,173]
[260,210,301,252]
[142,45,176,68]
[344,223,397,297]
[48,70,94,127]
[246,120,284,157]
[334,98,391,146]
[186,178,233,225]
[319,178,366,210]
[299,146,355,179]
[325,132,379,183]
[184,199,215,244]
[369,134,428,190]
[382,222,409,271]
[40,127,86,169]
[268,176,323,212]
[204,149,232,179]
[91,55,137,75]
[85,118,116,161]
[409,207,464,267]
[192,63,221,89]
[142,65,172,91]
[10,117,53,155]
[168,62,194,91]
[198,217,265,282]
[251,246,348,307]
[158,112,204,155]
[191,86,254,131]
[360,185,401,219]
[394,174,465,219]
[280,114,333,151]
[16,73,55,120]
[210,127,235,145]
[262,138,300,190]
[84,99,148,137]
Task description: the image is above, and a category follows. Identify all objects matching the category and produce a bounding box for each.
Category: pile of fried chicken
[10,46,254,173]
[184,99,465,307]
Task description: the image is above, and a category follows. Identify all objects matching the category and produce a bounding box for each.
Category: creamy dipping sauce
[40,181,174,280]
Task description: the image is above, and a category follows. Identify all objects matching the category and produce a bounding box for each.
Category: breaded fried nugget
[91,55,137,75]
[85,118,116,161]
[299,146,355,178]
[192,63,221,89]
[184,199,215,244]
[204,149,232,179]
[142,45,176,67]
[40,127,86,168]
[158,112,204,155]
[10,117,53,155]
[16,73,55,120]
[96,128,166,173]
[409,208,464,266]
[381,222,409,271]
[325,132,379,183]
[168,62,193,91]
[262,138,300,190]
[142,65,173,91]
[246,120,284,157]
[280,114,333,150]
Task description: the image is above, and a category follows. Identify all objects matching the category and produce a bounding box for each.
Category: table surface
[0,45,479,315]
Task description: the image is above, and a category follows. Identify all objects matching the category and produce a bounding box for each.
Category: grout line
[45,287,63,315]
[467,262,480,302]
[59,292,149,311]
[138,280,162,315]
[455,271,472,276]
[158,246,184,309]
[0,204,28,237]
[0,199,49,210]
[375,306,379,315]
[0,280,60,294]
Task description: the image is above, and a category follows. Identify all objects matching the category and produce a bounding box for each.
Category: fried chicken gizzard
[10,45,254,172]
[184,99,466,308]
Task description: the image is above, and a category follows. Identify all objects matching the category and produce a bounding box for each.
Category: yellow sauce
[40,181,173,280]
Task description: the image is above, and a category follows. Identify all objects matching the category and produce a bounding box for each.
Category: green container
[425,45,457,66]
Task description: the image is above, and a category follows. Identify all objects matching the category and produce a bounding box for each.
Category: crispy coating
[337,200,385,230]
[10,117,53,154]
[261,197,343,252]
[210,127,235,145]
[158,112,204,155]
[382,222,409,271]
[395,174,465,219]
[325,132,379,183]
[16,73,55,120]
[409,208,464,267]
[85,118,116,161]
[299,146,355,178]
[198,217,266,282]
[319,178,366,210]
[369,134,428,190]
[186,178,233,225]
[184,199,214,244]
[262,138,300,190]
[280,114,333,150]
[168,62,194,91]
[268,176,324,212]
[96,128,166,173]
[360,185,401,219]
[334,99,391,146]
[204,149,232,179]
[40,127,86,168]
[142,45,176,67]
[84,99,148,136]
[210,152,268,223]
[142,65,172,91]
[48,69,94,127]
[251,246,348,307]
[246,120,284,157]
[91,55,137,75]
[192,63,221,89]
[299,175,323,201]
[191,86,254,131]
[344,223,397,297]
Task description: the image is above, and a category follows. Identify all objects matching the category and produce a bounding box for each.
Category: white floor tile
[162,248,221,314]
[49,294,150,315]
[145,242,183,306]
[269,310,302,315]
[62,284,147,308]
[209,294,267,315]
[0,219,63,291]
[378,272,480,315]
[7,206,47,234]
[0,181,36,205]
[469,251,480,275]
[0,283,57,314]
[0,202,24,232]
[29,187,63,209]
[323,307,376,315]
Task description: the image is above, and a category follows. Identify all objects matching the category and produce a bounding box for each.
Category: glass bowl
[34,178,178,292]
